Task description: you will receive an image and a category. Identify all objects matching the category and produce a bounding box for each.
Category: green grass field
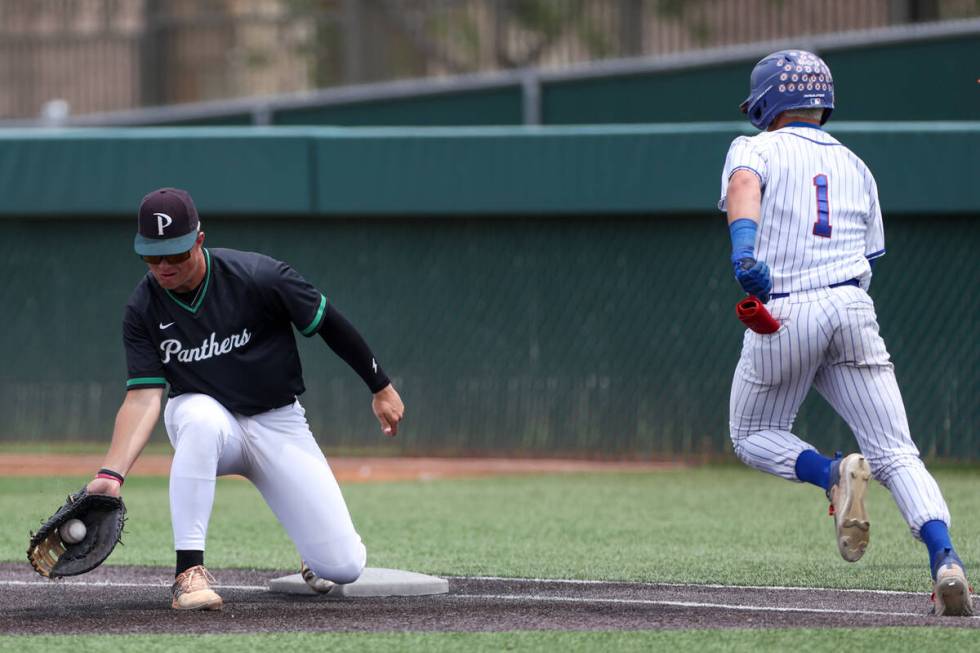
[2,628,980,653]
[5,466,979,651]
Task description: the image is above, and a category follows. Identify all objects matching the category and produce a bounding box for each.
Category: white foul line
[453,592,939,619]
[0,575,938,597]
[450,575,932,597]
[0,579,268,591]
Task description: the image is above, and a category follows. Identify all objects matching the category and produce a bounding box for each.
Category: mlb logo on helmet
[739,49,835,130]
[134,188,201,256]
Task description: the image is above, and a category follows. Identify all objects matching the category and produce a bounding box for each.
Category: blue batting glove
[733,257,772,303]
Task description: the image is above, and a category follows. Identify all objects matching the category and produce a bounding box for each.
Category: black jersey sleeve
[318,304,391,393]
[255,257,328,337]
[122,306,167,390]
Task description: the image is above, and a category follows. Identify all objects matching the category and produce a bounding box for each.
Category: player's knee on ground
[304,534,366,584]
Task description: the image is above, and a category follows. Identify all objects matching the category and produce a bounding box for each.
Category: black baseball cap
[134,187,200,256]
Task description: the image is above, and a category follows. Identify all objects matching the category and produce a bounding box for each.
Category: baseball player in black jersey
[84,188,404,610]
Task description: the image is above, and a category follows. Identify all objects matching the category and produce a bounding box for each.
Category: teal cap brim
[134,230,199,256]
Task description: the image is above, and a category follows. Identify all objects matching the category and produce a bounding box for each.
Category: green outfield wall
[1,123,978,216]
[0,126,977,459]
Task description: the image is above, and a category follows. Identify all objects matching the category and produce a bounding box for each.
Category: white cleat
[828,453,871,562]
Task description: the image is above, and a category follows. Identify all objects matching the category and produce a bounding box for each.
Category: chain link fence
[1,0,978,119]
[1,213,977,460]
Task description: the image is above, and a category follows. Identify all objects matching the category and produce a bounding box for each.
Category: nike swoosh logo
[159,322,175,330]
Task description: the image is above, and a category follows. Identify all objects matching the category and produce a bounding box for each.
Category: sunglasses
[141,250,192,265]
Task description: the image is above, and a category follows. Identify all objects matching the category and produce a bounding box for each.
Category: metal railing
[0,0,978,121]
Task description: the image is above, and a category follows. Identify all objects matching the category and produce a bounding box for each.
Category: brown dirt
[1,564,976,634]
[0,454,677,482]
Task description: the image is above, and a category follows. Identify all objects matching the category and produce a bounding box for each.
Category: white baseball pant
[164,393,365,583]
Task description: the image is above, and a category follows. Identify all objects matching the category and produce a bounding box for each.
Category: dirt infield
[0,454,676,482]
[1,563,976,634]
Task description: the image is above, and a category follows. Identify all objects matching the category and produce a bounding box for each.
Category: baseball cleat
[932,551,975,617]
[301,561,335,594]
[827,453,871,562]
[171,565,223,610]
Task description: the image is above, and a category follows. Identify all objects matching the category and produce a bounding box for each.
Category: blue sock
[920,520,958,578]
[794,449,833,491]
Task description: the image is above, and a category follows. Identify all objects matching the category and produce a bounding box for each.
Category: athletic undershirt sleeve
[122,306,167,390]
[255,257,329,337]
[318,304,391,394]
[718,136,769,212]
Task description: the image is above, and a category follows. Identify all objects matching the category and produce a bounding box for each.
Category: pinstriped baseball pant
[729,285,950,539]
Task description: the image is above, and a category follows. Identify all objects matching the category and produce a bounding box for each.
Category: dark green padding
[0,123,977,216]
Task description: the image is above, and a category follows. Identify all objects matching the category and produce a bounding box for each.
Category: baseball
[60,519,87,544]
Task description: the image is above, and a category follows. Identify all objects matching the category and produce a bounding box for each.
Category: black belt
[770,278,859,300]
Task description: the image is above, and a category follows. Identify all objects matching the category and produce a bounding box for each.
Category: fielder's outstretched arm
[85,387,164,496]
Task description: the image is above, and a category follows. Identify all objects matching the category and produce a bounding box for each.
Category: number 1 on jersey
[812,174,832,238]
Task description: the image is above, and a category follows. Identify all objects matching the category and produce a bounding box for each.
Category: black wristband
[318,304,391,393]
[97,468,125,485]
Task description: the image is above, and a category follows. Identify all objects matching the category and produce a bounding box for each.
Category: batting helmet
[740,50,834,130]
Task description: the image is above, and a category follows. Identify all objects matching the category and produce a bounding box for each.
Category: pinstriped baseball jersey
[720,124,952,539]
[719,125,885,294]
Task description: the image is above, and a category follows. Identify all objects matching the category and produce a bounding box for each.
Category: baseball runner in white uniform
[84,188,404,610]
[720,50,973,616]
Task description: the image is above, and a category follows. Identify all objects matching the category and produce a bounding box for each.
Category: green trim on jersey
[126,377,166,388]
[301,294,328,337]
[164,248,212,314]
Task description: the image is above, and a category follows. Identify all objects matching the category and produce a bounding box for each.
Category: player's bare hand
[86,477,122,498]
[372,384,404,437]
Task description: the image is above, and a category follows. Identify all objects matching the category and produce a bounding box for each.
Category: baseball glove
[27,487,126,578]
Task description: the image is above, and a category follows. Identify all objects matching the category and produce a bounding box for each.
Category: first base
[268,567,449,597]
